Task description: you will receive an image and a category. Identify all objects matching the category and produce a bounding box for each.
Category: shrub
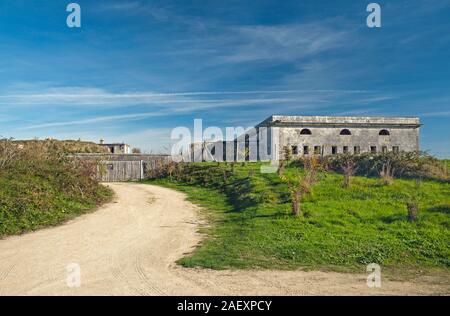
[407,181,422,222]
[284,146,292,161]
[407,201,419,222]
[281,157,322,216]
[338,154,358,188]
[0,138,112,236]
[379,161,395,185]
[328,152,448,182]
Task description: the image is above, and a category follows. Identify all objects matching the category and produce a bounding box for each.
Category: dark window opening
[300,128,312,135]
[379,129,390,136]
[292,146,298,155]
[392,146,399,154]
[314,146,321,155]
[354,146,360,154]
[303,146,309,155]
[245,135,250,161]
[210,146,216,155]
[343,146,349,154]
[110,147,115,154]
[223,142,227,161]
[332,146,337,155]
[340,129,351,135]
[371,146,377,153]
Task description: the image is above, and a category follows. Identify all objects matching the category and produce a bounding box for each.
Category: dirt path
[0,183,447,295]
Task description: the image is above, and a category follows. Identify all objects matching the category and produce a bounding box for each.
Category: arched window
[340,129,351,135]
[300,128,312,135]
[379,129,390,136]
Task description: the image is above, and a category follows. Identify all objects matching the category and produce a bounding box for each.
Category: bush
[328,152,448,182]
[407,201,419,222]
[0,138,112,236]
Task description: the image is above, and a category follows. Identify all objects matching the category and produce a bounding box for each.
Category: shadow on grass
[428,204,450,214]
[380,214,407,224]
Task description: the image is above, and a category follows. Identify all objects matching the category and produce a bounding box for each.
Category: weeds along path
[0,183,447,295]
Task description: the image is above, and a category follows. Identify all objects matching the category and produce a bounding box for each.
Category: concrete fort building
[199,115,421,162]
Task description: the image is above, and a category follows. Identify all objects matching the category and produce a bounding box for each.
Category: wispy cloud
[18,112,161,130]
[220,23,351,63]
[0,85,372,107]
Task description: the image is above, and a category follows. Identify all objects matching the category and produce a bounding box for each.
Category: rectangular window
[382,146,388,153]
[392,146,399,154]
[332,146,337,155]
[292,145,298,155]
[371,146,377,153]
[343,146,349,154]
[354,146,360,154]
[303,146,309,155]
[314,146,321,155]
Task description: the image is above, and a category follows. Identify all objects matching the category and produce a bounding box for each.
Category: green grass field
[146,162,450,275]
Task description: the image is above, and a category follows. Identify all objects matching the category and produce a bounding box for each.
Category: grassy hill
[147,161,450,275]
[0,139,112,237]
[14,139,108,153]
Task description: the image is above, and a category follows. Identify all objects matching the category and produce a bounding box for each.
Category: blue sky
[0,0,449,156]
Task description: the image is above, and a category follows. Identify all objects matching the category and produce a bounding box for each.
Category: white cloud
[221,23,350,63]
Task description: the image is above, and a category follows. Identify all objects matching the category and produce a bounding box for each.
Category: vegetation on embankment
[13,139,109,153]
[146,158,450,274]
[0,139,112,237]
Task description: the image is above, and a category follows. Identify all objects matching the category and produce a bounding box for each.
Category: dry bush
[282,156,322,216]
[407,201,419,222]
[406,181,421,222]
[379,161,395,185]
[284,146,293,161]
[339,154,358,188]
[0,138,18,170]
[277,160,286,176]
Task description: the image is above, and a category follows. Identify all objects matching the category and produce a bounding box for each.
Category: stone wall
[278,126,419,159]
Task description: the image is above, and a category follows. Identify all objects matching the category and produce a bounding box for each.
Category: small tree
[407,181,421,222]
[282,157,321,216]
[284,146,293,161]
[277,160,286,176]
[379,160,395,185]
[341,155,358,188]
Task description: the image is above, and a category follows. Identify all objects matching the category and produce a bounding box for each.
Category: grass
[146,162,450,275]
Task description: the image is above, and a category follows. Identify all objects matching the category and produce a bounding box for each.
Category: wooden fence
[74,154,171,182]
[97,160,144,182]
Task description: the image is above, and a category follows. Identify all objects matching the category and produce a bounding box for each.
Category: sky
[0,0,449,156]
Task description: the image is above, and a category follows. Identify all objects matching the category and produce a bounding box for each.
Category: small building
[98,139,131,154]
